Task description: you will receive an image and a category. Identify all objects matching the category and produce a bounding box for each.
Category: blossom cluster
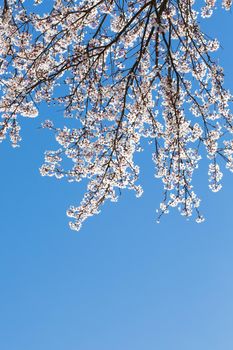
[0,0,232,230]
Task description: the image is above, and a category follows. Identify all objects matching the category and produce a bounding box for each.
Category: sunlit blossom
[0,0,232,230]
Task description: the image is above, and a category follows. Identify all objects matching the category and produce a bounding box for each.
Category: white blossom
[0,0,232,230]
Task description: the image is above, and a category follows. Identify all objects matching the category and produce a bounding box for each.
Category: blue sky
[0,4,233,350]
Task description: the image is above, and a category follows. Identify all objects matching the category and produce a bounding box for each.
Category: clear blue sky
[0,5,233,350]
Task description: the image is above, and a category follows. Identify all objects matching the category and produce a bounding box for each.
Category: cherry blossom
[0,0,232,231]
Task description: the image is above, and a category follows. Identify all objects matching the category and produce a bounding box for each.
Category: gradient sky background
[0,3,233,350]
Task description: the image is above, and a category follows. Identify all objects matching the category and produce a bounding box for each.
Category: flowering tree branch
[0,0,232,230]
